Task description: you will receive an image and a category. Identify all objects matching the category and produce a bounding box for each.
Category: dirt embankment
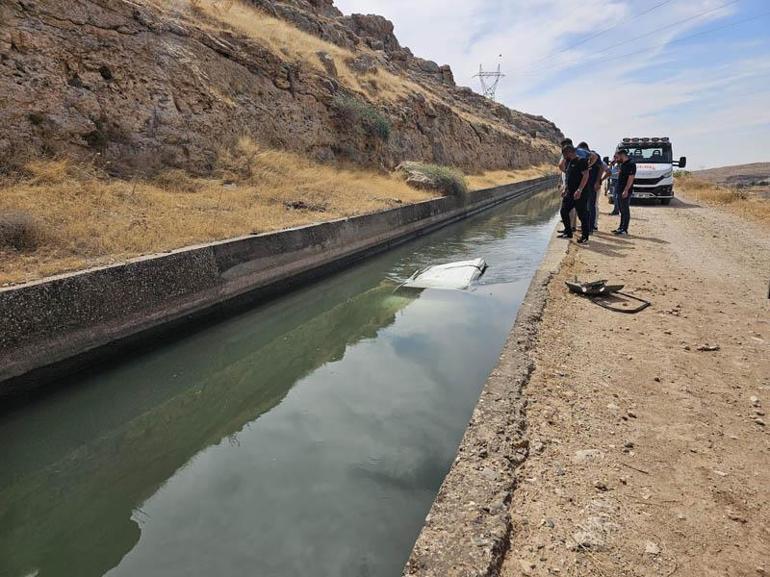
[499,195,770,576]
[0,0,562,285]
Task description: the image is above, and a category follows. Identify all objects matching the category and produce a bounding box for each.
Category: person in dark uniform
[577,141,607,232]
[608,151,621,215]
[558,144,591,244]
[558,139,597,233]
[613,148,636,235]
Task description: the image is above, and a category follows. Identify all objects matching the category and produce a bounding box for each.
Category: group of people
[557,138,637,244]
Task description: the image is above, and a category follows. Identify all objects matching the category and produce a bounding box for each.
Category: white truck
[605,137,687,205]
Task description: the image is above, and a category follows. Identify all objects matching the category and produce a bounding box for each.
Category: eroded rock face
[347,13,400,51]
[0,0,562,176]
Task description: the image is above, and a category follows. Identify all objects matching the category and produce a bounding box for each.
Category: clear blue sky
[335,0,770,169]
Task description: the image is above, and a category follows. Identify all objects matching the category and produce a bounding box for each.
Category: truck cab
[606,137,686,205]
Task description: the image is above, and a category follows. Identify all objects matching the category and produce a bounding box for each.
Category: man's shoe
[612,229,622,234]
[609,211,619,216]
[577,237,589,244]
[557,232,572,238]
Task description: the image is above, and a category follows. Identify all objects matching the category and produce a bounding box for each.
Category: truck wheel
[660,198,672,205]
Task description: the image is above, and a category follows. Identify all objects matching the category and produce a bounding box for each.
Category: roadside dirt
[500,194,770,576]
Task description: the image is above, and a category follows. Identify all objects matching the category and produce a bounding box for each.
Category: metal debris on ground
[565,278,651,314]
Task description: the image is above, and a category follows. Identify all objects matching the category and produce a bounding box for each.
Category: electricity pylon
[473,58,505,101]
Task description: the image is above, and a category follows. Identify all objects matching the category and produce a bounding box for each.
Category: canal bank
[0,176,557,399]
[0,188,562,577]
[496,197,770,577]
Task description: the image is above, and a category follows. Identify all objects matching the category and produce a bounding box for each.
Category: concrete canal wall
[0,175,558,398]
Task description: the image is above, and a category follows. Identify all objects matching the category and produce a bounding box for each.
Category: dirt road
[500,195,770,576]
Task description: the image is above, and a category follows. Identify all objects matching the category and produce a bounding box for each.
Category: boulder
[347,54,378,75]
[316,51,338,77]
[347,13,400,51]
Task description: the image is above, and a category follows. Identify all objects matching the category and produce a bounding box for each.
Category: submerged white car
[401,258,487,290]
[606,137,687,205]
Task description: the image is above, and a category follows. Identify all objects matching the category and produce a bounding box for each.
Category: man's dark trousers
[587,187,598,230]
[560,191,590,240]
[618,191,631,232]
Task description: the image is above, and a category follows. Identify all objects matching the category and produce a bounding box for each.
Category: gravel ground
[500,194,770,576]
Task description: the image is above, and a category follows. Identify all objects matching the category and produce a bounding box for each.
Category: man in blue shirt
[558,145,592,244]
[558,139,597,233]
[577,142,608,232]
[613,148,636,235]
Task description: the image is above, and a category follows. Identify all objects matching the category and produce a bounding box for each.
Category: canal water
[0,189,560,577]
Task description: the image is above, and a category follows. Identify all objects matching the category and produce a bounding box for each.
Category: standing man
[608,152,621,215]
[559,144,591,244]
[558,139,578,233]
[577,142,607,232]
[613,148,636,235]
[559,139,597,233]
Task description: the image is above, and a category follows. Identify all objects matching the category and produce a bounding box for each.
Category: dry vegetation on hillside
[0,141,436,285]
[676,173,770,223]
[154,0,421,101]
[0,140,548,286]
[466,165,556,191]
[157,0,554,149]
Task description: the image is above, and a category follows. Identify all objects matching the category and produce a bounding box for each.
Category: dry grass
[145,0,559,161]
[0,212,44,251]
[0,142,436,286]
[151,0,422,102]
[397,162,467,196]
[0,145,556,286]
[676,174,770,224]
[466,164,557,191]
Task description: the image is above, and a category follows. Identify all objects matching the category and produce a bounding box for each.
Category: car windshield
[623,144,672,163]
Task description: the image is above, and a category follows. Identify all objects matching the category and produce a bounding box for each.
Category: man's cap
[617,147,629,155]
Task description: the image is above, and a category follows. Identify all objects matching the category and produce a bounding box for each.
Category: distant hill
[693,163,770,187]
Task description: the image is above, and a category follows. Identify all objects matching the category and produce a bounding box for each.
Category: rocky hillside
[0,0,562,176]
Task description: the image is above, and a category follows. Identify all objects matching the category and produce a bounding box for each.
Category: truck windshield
[624,145,672,163]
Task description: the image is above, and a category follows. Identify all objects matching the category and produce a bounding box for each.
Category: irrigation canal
[0,187,560,577]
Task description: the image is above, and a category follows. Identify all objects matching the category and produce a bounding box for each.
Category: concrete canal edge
[0,175,558,399]
[403,228,569,577]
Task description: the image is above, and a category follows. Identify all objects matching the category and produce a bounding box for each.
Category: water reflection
[0,188,559,577]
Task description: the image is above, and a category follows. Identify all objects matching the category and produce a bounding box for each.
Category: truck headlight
[662,170,673,179]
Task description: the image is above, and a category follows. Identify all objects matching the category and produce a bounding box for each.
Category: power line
[539,0,677,61]
[577,0,741,60]
[604,9,770,62]
[516,8,768,78]
[517,0,740,74]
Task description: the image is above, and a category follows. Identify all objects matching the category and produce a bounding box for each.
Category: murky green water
[0,189,560,577]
